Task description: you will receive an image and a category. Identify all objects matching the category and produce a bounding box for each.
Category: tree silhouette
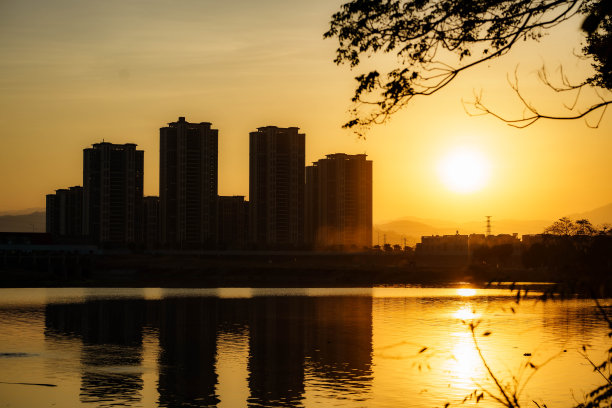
[544,217,598,236]
[544,216,577,235]
[325,0,611,135]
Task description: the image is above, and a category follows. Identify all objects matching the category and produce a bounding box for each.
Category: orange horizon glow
[0,1,610,225]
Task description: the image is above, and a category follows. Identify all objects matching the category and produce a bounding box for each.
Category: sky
[0,0,610,224]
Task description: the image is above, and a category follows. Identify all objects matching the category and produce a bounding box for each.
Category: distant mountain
[0,212,46,232]
[373,219,447,246]
[374,202,612,246]
[568,203,612,226]
[0,207,45,216]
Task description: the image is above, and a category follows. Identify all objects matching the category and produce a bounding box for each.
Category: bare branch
[470,324,519,407]
[467,65,612,128]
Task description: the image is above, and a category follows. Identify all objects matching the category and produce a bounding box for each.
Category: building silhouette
[83,142,143,244]
[249,126,305,248]
[218,196,248,249]
[46,186,83,239]
[160,117,218,248]
[305,153,372,249]
[142,196,160,248]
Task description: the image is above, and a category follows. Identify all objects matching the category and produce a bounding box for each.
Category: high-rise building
[305,153,372,249]
[142,196,160,248]
[46,194,57,235]
[249,126,305,248]
[83,142,144,244]
[46,186,83,239]
[218,196,249,249]
[160,117,218,248]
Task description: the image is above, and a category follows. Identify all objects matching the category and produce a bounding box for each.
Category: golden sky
[0,0,610,224]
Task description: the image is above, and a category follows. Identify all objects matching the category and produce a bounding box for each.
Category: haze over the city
[1,0,611,224]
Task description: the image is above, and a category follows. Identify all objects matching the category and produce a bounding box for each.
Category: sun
[437,148,490,193]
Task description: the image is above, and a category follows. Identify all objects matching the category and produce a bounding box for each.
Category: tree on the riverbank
[325,0,611,135]
[522,218,612,274]
[544,217,598,235]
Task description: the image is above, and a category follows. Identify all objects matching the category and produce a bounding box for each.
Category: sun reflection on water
[448,333,482,390]
[457,288,477,297]
[453,306,480,320]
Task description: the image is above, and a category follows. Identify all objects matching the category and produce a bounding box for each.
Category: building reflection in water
[45,299,147,407]
[156,297,220,407]
[44,294,374,407]
[247,297,307,406]
[304,297,373,399]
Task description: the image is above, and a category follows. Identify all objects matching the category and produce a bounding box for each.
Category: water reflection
[45,299,147,407]
[157,297,220,407]
[0,288,607,407]
[216,328,249,408]
[453,305,480,320]
[456,288,477,297]
[447,333,483,390]
[43,295,374,407]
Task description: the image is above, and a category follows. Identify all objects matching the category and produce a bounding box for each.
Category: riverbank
[0,251,561,288]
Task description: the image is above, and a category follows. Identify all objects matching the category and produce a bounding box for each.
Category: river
[0,287,608,407]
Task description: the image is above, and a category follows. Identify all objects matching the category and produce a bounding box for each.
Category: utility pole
[486,216,492,236]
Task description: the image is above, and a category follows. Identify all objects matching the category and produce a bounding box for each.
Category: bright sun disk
[437,148,490,193]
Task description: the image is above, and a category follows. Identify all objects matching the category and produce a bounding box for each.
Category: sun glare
[448,335,482,389]
[457,288,477,297]
[437,148,490,193]
[453,306,480,320]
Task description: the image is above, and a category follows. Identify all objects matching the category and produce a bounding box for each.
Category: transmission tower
[486,216,492,236]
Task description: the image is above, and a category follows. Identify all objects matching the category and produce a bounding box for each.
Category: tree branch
[466,66,612,128]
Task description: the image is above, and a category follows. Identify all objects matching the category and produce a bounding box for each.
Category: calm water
[0,287,609,408]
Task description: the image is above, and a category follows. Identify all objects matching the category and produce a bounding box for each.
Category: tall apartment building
[218,196,248,249]
[142,196,160,248]
[46,186,83,238]
[83,142,144,244]
[249,126,305,247]
[160,117,218,248]
[305,153,372,249]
